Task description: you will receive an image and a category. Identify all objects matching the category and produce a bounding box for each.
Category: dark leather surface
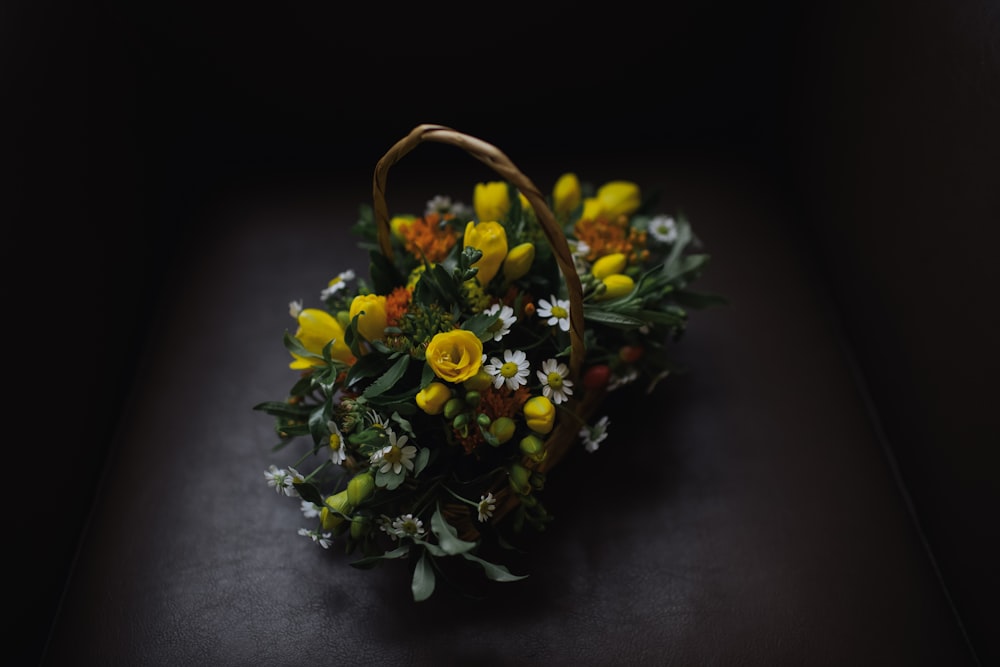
[41,161,977,666]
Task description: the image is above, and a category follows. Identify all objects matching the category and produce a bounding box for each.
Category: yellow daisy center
[551,305,567,319]
[383,445,402,465]
[329,434,342,450]
[500,361,520,378]
[546,372,564,389]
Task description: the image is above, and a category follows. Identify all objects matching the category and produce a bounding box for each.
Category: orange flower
[385,286,412,327]
[574,217,649,264]
[398,212,458,263]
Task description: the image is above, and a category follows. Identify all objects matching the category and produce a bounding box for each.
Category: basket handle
[372,124,586,379]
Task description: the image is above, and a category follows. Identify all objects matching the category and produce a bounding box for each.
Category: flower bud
[349,293,388,343]
[583,364,611,390]
[474,181,511,222]
[453,413,470,429]
[415,382,452,415]
[591,252,627,280]
[596,180,641,218]
[476,413,491,427]
[320,490,354,531]
[347,471,375,506]
[463,220,509,286]
[464,390,481,407]
[519,434,547,463]
[523,395,555,435]
[595,274,635,301]
[290,308,356,369]
[489,416,516,444]
[443,397,466,420]
[463,370,492,392]
[553,172,581,216]
[503,242,536,282]
[349,515,370,540]
[508,463,532,495]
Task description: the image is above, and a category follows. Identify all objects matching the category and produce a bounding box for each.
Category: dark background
[8,0,998,664]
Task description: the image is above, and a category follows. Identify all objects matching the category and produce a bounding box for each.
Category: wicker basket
[371,124,606,536]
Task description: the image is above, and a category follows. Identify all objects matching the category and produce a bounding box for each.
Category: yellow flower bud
[347,471,375,506]
[581,197,604,221]
[463,369,493,392]
[553,172,581,216]
[508,462,532,495]
[517,191,533,217]
[596,273,635,301]
[320,490,354,531]
[290,308,356,369]
[415,382,452,415]
[390,214,415,240]
[596,180,641,218]
[591,252,627,279]
[489,416,516,445]
[463,220,508,286]
[503,242,535,282]
[523,395,555,435]
[474,181,510,222]
[425,329,484,383]
[349,293,388,343]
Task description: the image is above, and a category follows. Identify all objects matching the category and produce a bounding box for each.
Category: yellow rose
[290,308,356,369]
[463,220,508,286]
[503,242,535,282]
[349,293,388,343]
[474,181,510,222]
[553,172,581,216]
[425,329,484,383]
[523,395,555,434]
[415,382,453,415]
[591,252,627,279]
[596,273,635,301]
[596,180,641,218]
[320,490,354,531]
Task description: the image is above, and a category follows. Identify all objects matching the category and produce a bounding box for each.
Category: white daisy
[484,349,531,390]
[484,303,517,342]
[425,195,472,220]
[327,419,347,465]
[371,428,418,475]
[264,465,290,495]
[537,295,571,332]
[300,500,321,518]
[580,415,610,453]
[648,215,678,244]
[288,300,303,318]
[389,513,426,540]
[297,527,333,549]
[320,269,356,300]
[537,358,574,405]
[477,492,497,523]
[607,368,639,392]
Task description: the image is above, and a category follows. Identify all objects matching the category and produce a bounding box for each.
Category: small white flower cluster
[579,416,611,453]
[264,464,305,497]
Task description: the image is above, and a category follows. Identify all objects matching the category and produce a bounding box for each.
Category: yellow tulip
[596,273,635,301]
[591,252,627,279]
[349,293,388,343]
[503,242,535,282]
[596,180,641,218]
[347,472,375,506]
[320,490,354,531]
[425,329,484,383]
[474,181,510,222]
[415,382,453,415]
[553,172,581,216]
[523,395,555,434]
[290,308,356,369]
[463,220,508,286]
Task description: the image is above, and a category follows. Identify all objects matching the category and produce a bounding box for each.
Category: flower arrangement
[255,125,721,600]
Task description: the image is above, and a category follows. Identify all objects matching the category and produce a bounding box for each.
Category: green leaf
[461,312,500,341]
[308,406,328,446]
[293,482,324,506]
[413,447,431,477]
[430,504,477,555]
[411,550,436,601]
[420,361,436,388]
[350,545,409,569]
[582,307,647,329]
[369,249,405,294]
[251,401,313,418]
[461,552,529,582]
[673,290,729,309]
[282,331,320,360]
[362,354,410,399]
